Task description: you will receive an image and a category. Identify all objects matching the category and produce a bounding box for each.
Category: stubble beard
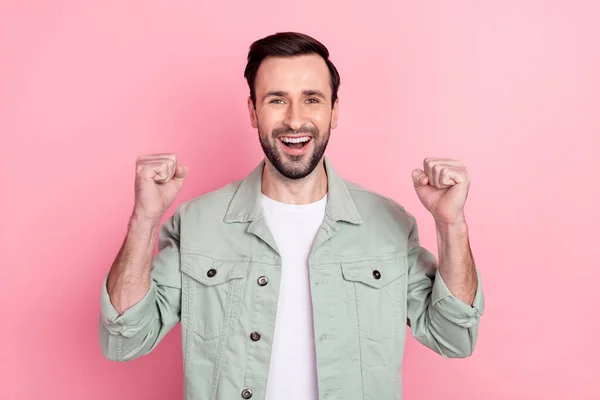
[258,122,331,180]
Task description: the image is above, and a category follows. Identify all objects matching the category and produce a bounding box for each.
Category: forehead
[254,54,331,96]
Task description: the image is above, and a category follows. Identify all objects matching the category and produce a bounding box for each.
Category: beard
[258,121,331,180]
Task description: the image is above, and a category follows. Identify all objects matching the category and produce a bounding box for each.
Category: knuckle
[161,161,173,176]
[160,153,177,162]
[137,154,152,161]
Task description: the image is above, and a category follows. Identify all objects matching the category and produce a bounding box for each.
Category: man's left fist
[412,158,471,225]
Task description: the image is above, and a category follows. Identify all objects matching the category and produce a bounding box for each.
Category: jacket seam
[347,186,406,210]
[354,284,366,400]
[211,278,241,399]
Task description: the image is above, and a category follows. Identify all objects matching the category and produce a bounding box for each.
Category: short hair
[244,32,340,107]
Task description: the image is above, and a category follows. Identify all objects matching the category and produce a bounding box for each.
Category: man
[99,32,484,400]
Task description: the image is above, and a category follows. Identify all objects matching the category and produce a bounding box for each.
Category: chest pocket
[341,256,407,341]
[181,253,249,339]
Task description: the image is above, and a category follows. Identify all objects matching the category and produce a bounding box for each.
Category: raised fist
[133,153,188,222]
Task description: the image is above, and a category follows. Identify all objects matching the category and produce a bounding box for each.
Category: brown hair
[244,32,341,107]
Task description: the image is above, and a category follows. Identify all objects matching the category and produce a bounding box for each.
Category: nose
[283,102,306,131]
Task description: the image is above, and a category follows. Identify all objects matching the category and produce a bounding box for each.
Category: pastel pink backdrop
[1,1,599,399]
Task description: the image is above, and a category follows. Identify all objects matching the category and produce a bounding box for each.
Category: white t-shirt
[261,193,327,400]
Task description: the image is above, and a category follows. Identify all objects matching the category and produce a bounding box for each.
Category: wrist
[130,210,162,227]
[435,217,467,229]
[435,218,469,241]
[128,212,161,237]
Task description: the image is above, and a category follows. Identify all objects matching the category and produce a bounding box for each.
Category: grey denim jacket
[99,156,485,400]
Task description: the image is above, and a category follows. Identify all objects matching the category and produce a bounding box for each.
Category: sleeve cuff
[431,267,485,328]
[100,274,156,336]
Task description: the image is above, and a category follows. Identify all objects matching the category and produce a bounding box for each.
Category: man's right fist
[133,153,188,222]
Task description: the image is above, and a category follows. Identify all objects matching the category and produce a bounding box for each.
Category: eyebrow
[262,91,287,101]
[262,90,327,101]
[302,90,326,99]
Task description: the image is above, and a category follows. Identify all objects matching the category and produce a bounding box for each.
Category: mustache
[272,125,319,137]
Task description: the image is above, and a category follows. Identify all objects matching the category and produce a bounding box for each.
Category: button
[207,269,217,278]
[257,276,268,286]
[241,389,253,399]
[373,270,381,280]
[250,331,261,341]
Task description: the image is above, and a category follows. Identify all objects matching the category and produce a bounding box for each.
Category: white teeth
[281,136,311,144]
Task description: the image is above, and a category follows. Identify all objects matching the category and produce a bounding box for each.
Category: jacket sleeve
[98,207,183,362]
[404,212,485,358]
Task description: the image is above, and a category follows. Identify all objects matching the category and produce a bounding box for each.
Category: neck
[261,158,328,205]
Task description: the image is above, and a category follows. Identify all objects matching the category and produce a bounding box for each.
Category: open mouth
[279,136,312,150]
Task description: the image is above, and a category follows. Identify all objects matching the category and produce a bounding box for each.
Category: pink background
[2,1,599,399]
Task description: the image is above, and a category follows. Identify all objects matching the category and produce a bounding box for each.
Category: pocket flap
[181,253,249,286]
[341,257,407,289]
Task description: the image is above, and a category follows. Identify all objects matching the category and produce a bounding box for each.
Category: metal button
[250,331,261,341]
[257,276,268,286]
[241,389,253,399]
[207,268,217,278]
[373,270,381,280]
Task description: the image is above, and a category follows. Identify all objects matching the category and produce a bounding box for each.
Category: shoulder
[176,180,242,218]
[345,179,416,228]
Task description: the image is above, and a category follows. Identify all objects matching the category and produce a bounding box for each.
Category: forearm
[106,213,160,314]
[435,219,477,305]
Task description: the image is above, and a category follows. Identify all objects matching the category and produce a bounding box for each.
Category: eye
[270,99,285,104]
[306,98,320,104]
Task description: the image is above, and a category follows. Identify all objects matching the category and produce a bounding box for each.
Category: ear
[330,98,339,129]
[247,96,258,129]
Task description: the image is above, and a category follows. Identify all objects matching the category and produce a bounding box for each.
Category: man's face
[248,54,339,180]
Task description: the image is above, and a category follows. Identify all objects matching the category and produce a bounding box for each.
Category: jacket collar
[224,156,363,225]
